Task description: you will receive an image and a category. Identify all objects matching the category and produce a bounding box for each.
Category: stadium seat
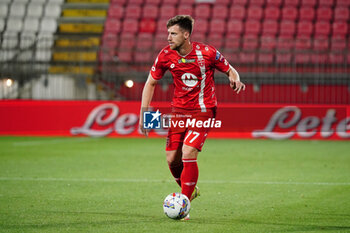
[258,52,274,64]
[134,50,153,63]
[330,38,346,51]
[156,18,168,34]
[215,0,231,6]
[227,20,243,35]
[0,19,4,32]
[233,0,248,6]
[316,7,333,22]
[17,51,34,61]
[136,33,153,50]
[283,0,300,7]
[159,5,175,19]
[229,5,246,20]
[328,54,344,64]
[0,4,8,18]
[145,0,162,4]
[310,54,328,64]
[212,5,228,19]
[194,4,211,20]
[262,20,278,36]
[44,4,62,18]
[1,32,18,49]
[9,3,25,17]
[266,0,282,7]
[335,0,350,7]
[206,34,224,49]
[119,33,136,49]
[275,53,292,63]
[125,5,141,19]
[276,36,294,50]
[191,33,206,43]
[0,50,15,62]
[239,52,256,63]
[110,0,127,5]
[279,21,296,37]
[224,34,241,49]
[6,18,23,32]
[242,35,259,50]
[35,49,52,62]
[295,36,311,50]
[117,50,133,63]
[177,4,193,15]
[108,4,124,19]
[314,21,331,37]
[332,21,348,38]
[249,0,265,6]
[300,0,316,7]
[299,7,315,21]
[99,48,115,62]
[260,36,277,50]
[102,33,119,48]
[48,0,64,4]
[27,3,43,17]
[121,19,139,34]
[329,38,346,64]
[209,19,226,35]
[142,4,158,19]
[104,18,121,34]
[163,0,179,5]
[23,18,40,32]
[313,38,329,51]
[129,0,144,5]
[36,33,54,48]
[244,20,261,35]
[282,7,298,21]
[294,53,310,64]
[334,7,349,21]
[264,7,281,21]
[193,19,208,34]
[139,18,156,33]
[297,21,313,37]
[318,0,334,7]
[154,33,167,50]
[247,6,263,21]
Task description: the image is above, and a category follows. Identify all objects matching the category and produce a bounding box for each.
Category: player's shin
[168,162,183,187]
[180,159,198,201]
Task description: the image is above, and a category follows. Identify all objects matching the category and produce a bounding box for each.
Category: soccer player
[139,15,245,218]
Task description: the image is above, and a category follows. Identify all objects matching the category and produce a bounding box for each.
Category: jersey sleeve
[208,45,230,73]
[150,50,168,80]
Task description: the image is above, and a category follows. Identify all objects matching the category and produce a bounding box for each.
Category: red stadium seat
[179,0,195,4]
[136,33,153,49]
[249,0,265,6]
[224,34,241,49]
[215,0,231,6]
[275,53,292,63]
[297,21,313,37]
[300,0,316,7]
[125,5,141,19]
[244,20,261,35]
[260,36,277,50]
[328,54,344,64]
[139,19,156,33]
[102,33,118,48]
[332,21,348,38]
[194,4,211,20]
[110,0,127,5]
[282,7,298,21]
[247,6,263,20]
[334,7,349,21]
[119,33,136,49]
[154,33,167,50]
[299,7,315,21]
[177,4,193,15]
[242,35,259,50]
[191,33,206,43]
[108,4,124,19]
[193,19,208,34]
[142,4,158,19]
[336,0,350,7]
[227,20,244,35]
[262,20,278,36]
[279,21,296,37]
[294,53,310,64]
[239,52,257,63]
[117,50,133,63]
[258,53,274,64]
[129,0,144,4]
[331,38,346,51]
[104,19,122,34]
[283,0,300,7]
[99,49,115,62]
[121,19,139,34]
[163,0,178,5]
[134,50,153,63]
[156,18,168,34]
[316,7,333,22]
[206,34,224,49]
[276,36,294,50]
[264,6,281,21]
[233,0,248,6]
[314,21,331,37]
[145,0,162,5]
[229,5,246,20]
[266,0,282,7]
[313,38,329,51]
[310,54,328,64]
[209,19,226,35]
[212,5,228,19]
[159,5,176,19]
[318,0,334,7]
[295,36,311,50]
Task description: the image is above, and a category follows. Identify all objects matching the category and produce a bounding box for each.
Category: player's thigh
[183,129,209,152]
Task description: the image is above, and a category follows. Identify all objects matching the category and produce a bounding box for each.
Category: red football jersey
[150,42,230,112]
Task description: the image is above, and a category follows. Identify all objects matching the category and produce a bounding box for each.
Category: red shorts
[165,107,216,152]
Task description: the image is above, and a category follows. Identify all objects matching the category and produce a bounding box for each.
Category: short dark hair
[166,15,194,35]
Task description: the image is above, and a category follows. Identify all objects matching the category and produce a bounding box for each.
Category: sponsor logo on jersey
[178,58,196,64]
[181,73,198,87]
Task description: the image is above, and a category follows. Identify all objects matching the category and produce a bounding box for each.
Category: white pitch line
[12,138,93,146]
[0,177,349,186]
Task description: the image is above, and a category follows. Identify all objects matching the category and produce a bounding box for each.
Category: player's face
[167,25,187,51]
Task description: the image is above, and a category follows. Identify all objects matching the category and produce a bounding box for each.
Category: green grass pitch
[0,136,349,233]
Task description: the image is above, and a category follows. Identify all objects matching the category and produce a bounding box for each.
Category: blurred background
[0,0,349,105]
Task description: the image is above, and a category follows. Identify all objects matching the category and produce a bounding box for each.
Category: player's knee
[166,150,181,165]
[182,145,198,159]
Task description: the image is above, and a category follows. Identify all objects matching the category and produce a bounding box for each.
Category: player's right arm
[139,73,158,136]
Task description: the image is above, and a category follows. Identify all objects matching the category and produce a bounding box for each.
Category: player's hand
[139,117,149,137]
[230,80,246,94]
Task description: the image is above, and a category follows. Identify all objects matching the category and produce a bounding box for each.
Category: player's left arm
[226,65,245,94]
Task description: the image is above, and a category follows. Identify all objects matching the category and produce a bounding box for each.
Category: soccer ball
[163,192,191,220]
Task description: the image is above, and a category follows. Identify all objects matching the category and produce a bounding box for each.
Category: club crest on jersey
[181,73,198,87]
[178,58,196,64]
